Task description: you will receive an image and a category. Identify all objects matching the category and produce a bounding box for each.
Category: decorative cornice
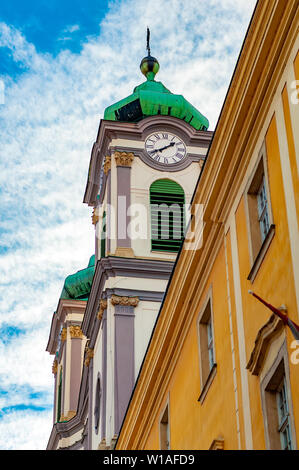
[84,347,94,367]
[52,359,58,375]
[46,299,87,355]
[69,325,83,339]
[111,295,139,307]
[84,116,212,206]
[82,256,174,339]
[114,151,134,167]
[97,299,107,320]
[103,155,111,174]
[246,314,284,376]
[60,327,67,342]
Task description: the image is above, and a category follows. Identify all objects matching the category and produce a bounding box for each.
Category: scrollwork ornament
[110,295,139,307]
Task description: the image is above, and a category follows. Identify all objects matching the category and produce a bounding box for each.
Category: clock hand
[157,142,176,152]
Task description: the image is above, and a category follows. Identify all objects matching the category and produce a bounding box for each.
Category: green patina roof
[60,255,95,301]
[103,55,209,131]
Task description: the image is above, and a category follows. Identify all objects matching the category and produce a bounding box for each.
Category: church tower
[46,35,213,450]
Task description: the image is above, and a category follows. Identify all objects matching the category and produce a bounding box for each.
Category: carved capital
[92,207,99,225]
[67,410,76,420]
[98,438,110,450]
[69,325,83,339]
[59,410,76,422]
[97,299,107,320]
[111,295,139,307]
[103,155,111,174]
[114,151,134,167]
[60,327,67,342]
[114,247,135,258]
[52,359,58,375]
[110,435,118,450]
[84,347,94,367]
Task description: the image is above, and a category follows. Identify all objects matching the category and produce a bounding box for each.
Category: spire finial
[140,27,159,81]
[146,27,151,56]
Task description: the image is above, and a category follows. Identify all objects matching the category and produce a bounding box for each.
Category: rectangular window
[260,347,295,450]
[197,295,216,403]
[257,176,270,242]
[277,378,292,450]
[246,144,274,281]
[207,317,214,370]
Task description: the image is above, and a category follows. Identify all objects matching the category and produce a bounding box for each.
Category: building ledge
[198,363,217,404]
[247,224,275,282]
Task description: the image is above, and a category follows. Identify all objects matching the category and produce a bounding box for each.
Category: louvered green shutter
[150,179,185,252]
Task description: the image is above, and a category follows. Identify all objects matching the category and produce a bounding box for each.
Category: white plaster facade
[46,108,212,450]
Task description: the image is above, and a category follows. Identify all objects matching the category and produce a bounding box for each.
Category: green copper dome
[60,255,95,301]
[103,55,209,131]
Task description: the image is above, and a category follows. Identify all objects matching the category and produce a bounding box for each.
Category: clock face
[145,132,186,165]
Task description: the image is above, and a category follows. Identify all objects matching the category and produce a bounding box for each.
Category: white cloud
[58,24,81,41]
[0,0,256,449]
[0,409,53,450]
[64,24,80,33]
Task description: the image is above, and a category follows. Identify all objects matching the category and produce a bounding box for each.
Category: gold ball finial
[140,27,160,81]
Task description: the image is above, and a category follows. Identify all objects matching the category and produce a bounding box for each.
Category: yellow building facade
[116,0,299,451]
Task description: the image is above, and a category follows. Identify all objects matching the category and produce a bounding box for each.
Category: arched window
[94,374,101,434]
[57,368,62,422]
[150,179,185,252]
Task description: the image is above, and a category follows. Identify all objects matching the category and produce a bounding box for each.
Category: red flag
[249,291,299,341]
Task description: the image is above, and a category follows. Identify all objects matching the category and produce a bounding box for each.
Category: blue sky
[0,0,256,450]
[0,0,108,74]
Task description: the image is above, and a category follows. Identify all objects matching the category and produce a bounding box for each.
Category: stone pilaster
[69,324,84,413]
[112,296,139,435]
[114,152,135,257]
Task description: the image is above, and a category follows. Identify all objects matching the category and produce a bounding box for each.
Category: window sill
[198,363,217,404]
[247,224,275,283]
